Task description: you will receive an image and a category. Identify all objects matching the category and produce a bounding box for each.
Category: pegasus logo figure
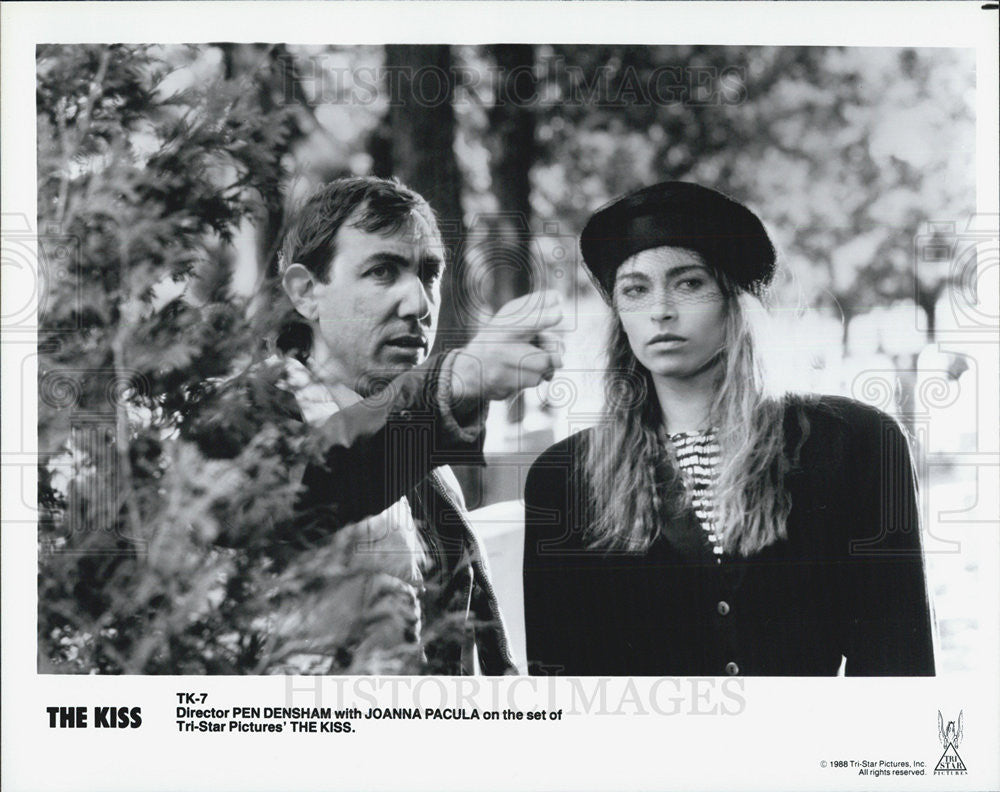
[938,710,963,749]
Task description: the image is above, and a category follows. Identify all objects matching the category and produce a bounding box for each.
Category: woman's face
[613,246,727,383]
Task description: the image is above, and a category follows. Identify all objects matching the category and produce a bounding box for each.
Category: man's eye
[366,264,393,280]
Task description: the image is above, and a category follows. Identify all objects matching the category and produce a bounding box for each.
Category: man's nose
[397,272,433,323]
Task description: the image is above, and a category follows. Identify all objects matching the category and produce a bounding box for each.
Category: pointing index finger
[519,292,562,337]
[493,290,563,334]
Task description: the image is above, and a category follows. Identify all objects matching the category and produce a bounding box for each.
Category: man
[268,176,561,674]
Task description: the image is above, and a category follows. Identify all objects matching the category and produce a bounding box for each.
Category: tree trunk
[484,45,537,310]
[484,45,537,426]
[220,44,309,280]
[380,45,470,353]
[375,45,483,502]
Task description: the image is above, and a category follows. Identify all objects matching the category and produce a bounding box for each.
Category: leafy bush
[36,44,426,674]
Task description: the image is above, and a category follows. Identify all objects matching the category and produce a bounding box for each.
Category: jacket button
[725,661,740,676]
[717,600,730,616]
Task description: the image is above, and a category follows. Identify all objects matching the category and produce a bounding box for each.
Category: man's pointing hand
[450,290,564,404]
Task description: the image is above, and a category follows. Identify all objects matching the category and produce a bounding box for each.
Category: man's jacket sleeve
[296,351,486,531]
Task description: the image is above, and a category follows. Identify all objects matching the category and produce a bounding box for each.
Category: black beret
[579,181,776,301]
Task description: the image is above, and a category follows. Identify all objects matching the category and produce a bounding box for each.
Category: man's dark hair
[280,176,440,283]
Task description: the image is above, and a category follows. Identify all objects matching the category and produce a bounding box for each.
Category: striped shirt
[669,429,723,560]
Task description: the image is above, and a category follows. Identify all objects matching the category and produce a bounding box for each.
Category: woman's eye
[677,278,705,291]
[621,285,647,298]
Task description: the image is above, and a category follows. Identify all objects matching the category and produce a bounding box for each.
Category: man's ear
[282,263,318,320]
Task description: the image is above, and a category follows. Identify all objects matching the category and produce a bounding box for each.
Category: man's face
[309,211,444,396]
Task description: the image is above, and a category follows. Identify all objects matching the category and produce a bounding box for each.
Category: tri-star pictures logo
[934,710,967,775]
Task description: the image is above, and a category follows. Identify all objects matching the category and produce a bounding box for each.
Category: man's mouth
[384,335,428,351]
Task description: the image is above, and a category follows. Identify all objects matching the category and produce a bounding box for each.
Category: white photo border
[3,3,998,791]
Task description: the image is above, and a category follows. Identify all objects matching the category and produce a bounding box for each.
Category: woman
[523,182,936,676]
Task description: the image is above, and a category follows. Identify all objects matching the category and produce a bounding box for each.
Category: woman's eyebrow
[616,270,651,283]
[665,264,710,278]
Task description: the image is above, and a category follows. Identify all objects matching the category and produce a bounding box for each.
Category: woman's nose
[648,287,678,321]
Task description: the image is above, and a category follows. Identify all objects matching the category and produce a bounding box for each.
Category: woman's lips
[648,334,686,347]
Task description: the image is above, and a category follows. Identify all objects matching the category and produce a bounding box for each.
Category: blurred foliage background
[37,44,992,675]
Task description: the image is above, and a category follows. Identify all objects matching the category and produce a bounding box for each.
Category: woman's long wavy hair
[583,270,794,556]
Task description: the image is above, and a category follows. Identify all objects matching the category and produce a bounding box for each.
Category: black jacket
[241,352,515,675]
[523,396,936,676]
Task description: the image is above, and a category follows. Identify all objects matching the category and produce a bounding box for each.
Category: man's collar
[274,355,362,426]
